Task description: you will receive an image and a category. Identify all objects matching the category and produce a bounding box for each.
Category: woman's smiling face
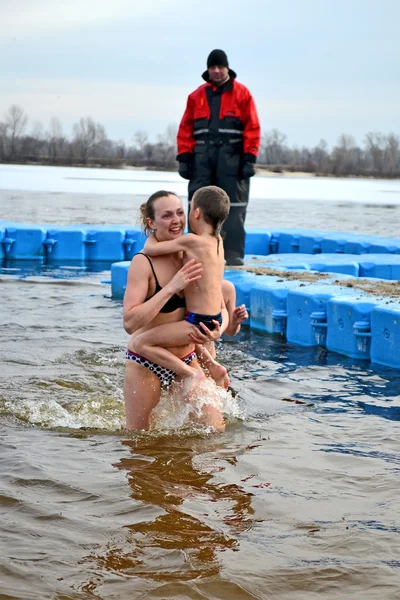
[148,194,186,241]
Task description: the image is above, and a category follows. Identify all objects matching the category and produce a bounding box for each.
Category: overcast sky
[1,0,399,148]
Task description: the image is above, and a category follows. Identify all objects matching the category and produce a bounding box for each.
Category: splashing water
[1,375,243,434]
[150,377,244,432]
[2,394,126,431]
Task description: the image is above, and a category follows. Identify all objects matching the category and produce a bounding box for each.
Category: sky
[0,0,399,149]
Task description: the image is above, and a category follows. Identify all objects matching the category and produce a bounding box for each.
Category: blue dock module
[343,234,376,255]
[43,228,86,262]
[286,284,359,347]
[245,254,310,272]
[0,226,5,260]
[358,254,400,280]
[111,261,130,299]
[250,278,312,335]
[244,228,272,256]
[320,232,351,254]
[2,225,46,261]
[84,227,126,262]
[122,227,148,260]
[122,230,137,261]
[224,270,264,312]
[269,228,321,254]
[367,236,400,254]
[306,254,360,277]
[298,231,326,254]
[371,303,400,369]
[247,253,360,277]
[326,294,382,359]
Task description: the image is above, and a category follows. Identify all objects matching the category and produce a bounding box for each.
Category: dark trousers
[188,143,250,260]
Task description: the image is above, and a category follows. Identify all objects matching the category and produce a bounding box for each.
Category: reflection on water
[84,435,255,588]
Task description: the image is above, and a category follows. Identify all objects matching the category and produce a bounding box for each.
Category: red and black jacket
[177,76,260,162]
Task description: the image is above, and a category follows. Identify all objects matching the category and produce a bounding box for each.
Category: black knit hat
[207,49,229,69]
[202,49,236,82]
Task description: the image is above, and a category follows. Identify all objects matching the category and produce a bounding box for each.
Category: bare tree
[155,123,177,168]
[20,121,45,159]
[0,121,9,162]
[312,139,330,172]
[261,129,287,165]
[133,130,149,153]
[384,133,400,175]
[72,117,107,163]
[332,134,361,175]
[0,102,398,176]
[46,116,65,162]
[91,123,108,158]
[364,132,385,173]
[4,105,28,158]
[114,139,126,159]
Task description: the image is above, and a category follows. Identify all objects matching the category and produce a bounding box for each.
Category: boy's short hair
[192,186,230,235]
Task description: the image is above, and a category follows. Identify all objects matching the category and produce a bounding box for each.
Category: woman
[123,190,226,431]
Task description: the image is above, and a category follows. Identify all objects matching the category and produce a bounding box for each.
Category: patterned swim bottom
[125,349,196,388]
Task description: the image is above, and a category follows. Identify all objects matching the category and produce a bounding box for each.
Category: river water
[1,165,399,599]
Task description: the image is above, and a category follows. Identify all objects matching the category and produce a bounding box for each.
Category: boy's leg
[133,322,205,396]
[195,344,230,390]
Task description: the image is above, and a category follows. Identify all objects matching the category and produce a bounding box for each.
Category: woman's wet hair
[191,185,230,238]
[139,190,179,236]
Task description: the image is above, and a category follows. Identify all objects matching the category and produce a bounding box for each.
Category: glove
[178,161,191,180]
[242,161,256,179]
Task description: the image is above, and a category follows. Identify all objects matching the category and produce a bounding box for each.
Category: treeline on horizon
[1,104,400,178]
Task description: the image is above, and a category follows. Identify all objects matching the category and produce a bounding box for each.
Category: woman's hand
[165,259,203,294]
[188,320,222,344]
[232,304,248,326]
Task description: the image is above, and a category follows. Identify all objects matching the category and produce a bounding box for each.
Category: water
[1,164,400,599]
[1,163,400,235]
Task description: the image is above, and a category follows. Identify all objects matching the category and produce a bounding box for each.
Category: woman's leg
[125,353,225,433]
[124,360,161,430]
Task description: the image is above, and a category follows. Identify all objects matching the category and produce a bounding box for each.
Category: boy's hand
[165,259,203,294]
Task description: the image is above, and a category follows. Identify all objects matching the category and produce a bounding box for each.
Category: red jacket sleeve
[241,88,261,158]
[177,94,196,157]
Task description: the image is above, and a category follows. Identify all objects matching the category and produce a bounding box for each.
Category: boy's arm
[144,233,197,256]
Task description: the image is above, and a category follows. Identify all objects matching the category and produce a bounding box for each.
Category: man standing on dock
[176,49,261,266]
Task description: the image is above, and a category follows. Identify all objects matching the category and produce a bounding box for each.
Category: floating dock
[1,222,399,369]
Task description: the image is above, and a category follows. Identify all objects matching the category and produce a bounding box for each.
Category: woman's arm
[123,256,202,334]
[222,280,248,336]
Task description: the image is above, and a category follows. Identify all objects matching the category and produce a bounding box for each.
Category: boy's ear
[194,207,201,219]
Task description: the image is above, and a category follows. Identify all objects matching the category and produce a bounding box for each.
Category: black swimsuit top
[137,252,186,313]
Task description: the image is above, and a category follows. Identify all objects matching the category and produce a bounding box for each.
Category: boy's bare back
[180,233,225,315]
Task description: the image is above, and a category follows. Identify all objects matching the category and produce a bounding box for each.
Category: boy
[132,186,230,397]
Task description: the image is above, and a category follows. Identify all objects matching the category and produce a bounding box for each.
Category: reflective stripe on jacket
[177,79,260,158]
